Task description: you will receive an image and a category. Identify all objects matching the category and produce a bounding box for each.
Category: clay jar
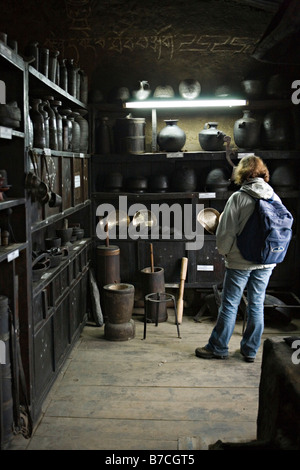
[69,112,81,152]
[171,166,197,192]
[199,122,226,151]
[30,98,46,149]
[49,50,60,83]
[233,109,261,150]
[205,168,230,192]
[96,117,112,154]
[66,59,78,97]
[157,119,186,152]
[59,59,68,92]
[38,101,50,148]
[43,96,58,150]
[270,165,297,191]
[59,108,73,151]
[261,110,293,150]
[74,108,89,153]
[51,100,63,151]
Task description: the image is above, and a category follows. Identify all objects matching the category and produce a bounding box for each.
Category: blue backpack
[236,193,294,264]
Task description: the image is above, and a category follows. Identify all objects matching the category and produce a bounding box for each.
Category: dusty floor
[7,308,300,451]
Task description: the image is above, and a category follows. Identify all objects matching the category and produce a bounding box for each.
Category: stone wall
[0,0,293,149]
[0,0,276,97]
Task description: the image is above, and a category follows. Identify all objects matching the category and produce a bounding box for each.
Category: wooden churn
[96,245,121,288]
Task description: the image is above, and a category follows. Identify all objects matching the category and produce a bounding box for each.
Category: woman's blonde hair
[234,155,269,185]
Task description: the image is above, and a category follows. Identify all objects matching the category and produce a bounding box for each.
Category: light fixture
[125,99,247,109]
[124,98,248,152]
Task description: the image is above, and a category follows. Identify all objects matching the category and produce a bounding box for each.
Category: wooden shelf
[31,199,91,232]
[29,65,87,108]
[0,242,28,263]
[0,197,26,210]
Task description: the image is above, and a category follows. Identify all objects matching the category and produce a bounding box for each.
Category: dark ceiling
[251,0,300,64]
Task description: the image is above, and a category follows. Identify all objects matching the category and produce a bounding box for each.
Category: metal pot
[241,79,263,99]
[126,176,148,192]
[32,253,50,281]
[150,174,169,192]
[199,122,226,151]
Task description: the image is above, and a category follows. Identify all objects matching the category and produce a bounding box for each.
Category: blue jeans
[206,267,273,358]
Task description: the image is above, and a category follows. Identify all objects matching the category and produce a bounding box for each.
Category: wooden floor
[8,309,300,450]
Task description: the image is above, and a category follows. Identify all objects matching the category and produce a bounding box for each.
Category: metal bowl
[197,208,220,234]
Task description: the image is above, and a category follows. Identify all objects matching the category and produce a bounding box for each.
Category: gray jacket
[216,177,279,270]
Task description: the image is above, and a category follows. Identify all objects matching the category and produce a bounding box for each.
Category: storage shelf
[32,238,90,293]
[0,127,25,139]
[0,197,26,210]
[31,199,91,232]
[93,191,199,200]
[93,149,300,162]
[93,150,230,162]
[0,242,28,263]
[29,65,87,108]
[0,42,25,70]
[31,147,91,158]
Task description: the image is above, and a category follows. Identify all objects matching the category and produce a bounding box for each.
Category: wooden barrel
[114,117,145,154]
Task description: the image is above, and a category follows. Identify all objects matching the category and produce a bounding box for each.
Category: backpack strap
[239,188,274,203]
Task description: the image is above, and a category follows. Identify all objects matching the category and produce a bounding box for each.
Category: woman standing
[195,155,279,362]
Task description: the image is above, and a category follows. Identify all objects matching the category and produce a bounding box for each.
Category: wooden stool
[143,292,181,339]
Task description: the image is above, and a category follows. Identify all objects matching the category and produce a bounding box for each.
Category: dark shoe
[195,347,228,360]
[240,349,255,363]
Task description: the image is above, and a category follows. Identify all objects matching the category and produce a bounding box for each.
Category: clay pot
[105,172,123,191]
[69,112,81,152]
[205,168,231,192]
[150,174,169,192]
[241,79,263,99]
[171,167,197,192]
[126,176,148,192]
[261,110,294,150]
[42,96,58,150]
[132,80,151,100]
[49,50,60,83]
[270,165,297,191]
[233,109,261,150]
[157,119,186,152]
[199,122,226,151]
[179,79,201,99]
[59,108,73,151]
[51,100,63,151]
[30,98,46,149]
[96,117,112,154]
[114,117,145,154]
[56,228,73,244]
[74,109,89,153]
[32,253,50,281]
[45,237,61,249]
[39,48,49,78]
